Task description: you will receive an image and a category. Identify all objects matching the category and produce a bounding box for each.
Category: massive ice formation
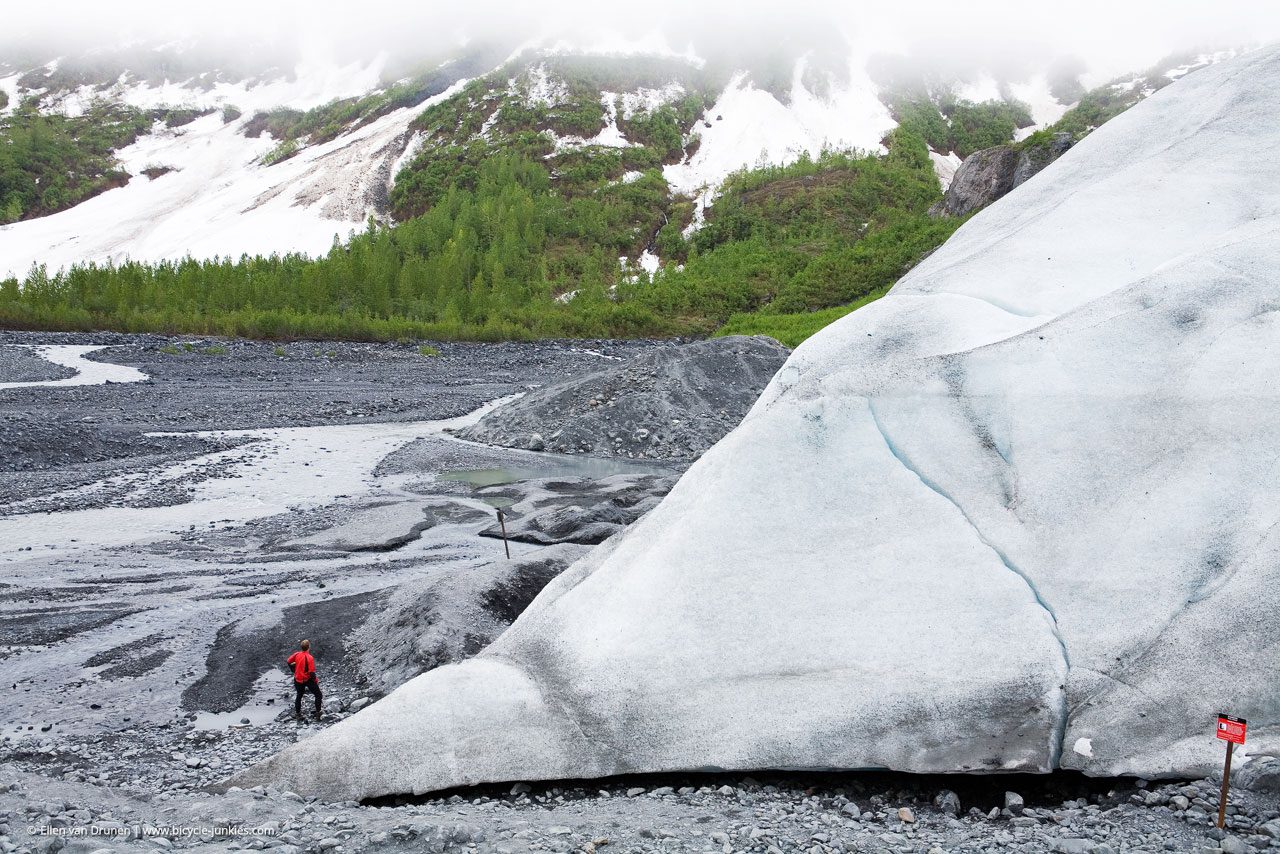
[226,46,1280,800]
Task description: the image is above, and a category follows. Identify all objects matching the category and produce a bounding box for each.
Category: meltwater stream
[0,344,149,390]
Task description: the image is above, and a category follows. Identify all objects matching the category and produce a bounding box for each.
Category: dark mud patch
[182,590,386,714]
[85,633,174,680]
[0,606,141,647]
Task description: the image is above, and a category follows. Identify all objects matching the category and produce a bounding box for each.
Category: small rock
[934,789,961,817]
[1050,840,1092,854]
[897,807,916,823]
[1004,791,1025,815]
[1220,836,1250,854]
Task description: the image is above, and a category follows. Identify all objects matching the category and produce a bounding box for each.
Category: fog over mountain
[5,0,1279,86]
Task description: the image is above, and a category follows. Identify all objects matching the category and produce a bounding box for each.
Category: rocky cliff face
[931,132,1072,217]
[223,46,1280,801]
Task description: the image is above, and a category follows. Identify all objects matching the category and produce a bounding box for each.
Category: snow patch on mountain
[619,83,685,119]
[31,57,389,119]
[549,92,634,152]
[664,61,894,226]
[520,64,569,108]
[0,73,19,117]
[0,77,470,279]
[1009,76,1071,139]
[1163,49,1244,82]
[929,149,963,191]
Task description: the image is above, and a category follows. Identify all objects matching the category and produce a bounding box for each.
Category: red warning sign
[1216,714,1247,744]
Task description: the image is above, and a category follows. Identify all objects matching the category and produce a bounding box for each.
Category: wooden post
[1217,740,1234,829]
[497,509,510,559]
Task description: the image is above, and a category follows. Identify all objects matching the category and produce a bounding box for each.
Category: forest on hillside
[0,54,1149,345]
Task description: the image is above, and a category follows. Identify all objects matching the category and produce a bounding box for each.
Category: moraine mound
[452,336,789,461]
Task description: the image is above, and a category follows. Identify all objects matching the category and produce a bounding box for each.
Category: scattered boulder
[933,789,961,817]
[1236,756,1280,793]
[454,336,789,461]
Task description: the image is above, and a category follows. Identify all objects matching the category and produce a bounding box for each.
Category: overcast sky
[4,0,1279,83]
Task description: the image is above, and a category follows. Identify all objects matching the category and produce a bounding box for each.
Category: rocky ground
[0,346,76,384]
[455,336,789,461]
[2,332,1277,854]
[0,332,655,508]
[2,764,1278,854]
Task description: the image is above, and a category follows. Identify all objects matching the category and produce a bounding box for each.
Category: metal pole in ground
[1217,740,1234,829]
[497,509,510,559]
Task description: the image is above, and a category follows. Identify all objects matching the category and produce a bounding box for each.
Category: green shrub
[885,92,1032,157]
[418,344,441,357]
[715,299,875,348]
[262,139,298,166]
[0,101,152,221]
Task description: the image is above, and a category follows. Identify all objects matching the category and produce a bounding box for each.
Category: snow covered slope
[224,45,1280,799]
[663,62,895,221]
[0,48,1070,278]
[0,63,472,278]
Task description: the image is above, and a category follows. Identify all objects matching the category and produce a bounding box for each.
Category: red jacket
[287,651,316,683]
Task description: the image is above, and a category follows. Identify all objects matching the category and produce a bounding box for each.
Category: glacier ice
[224,46,1280,800]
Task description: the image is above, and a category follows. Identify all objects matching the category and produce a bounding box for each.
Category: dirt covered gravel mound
[454,336,789,461]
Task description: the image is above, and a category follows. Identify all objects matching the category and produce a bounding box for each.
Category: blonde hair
[300,639,310,650]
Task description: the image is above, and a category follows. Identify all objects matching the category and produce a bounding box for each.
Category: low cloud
[3,0,1278,86]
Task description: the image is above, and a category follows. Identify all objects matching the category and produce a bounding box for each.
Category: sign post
[1215,713,1247,829]
[496,509,510,559]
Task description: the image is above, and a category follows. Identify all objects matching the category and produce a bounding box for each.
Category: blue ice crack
[867,398,1071,767]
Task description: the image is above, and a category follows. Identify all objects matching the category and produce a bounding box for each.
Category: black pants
[294,677,322,716]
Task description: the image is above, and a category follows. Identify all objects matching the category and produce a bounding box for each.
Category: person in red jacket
[287,639,322,721]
